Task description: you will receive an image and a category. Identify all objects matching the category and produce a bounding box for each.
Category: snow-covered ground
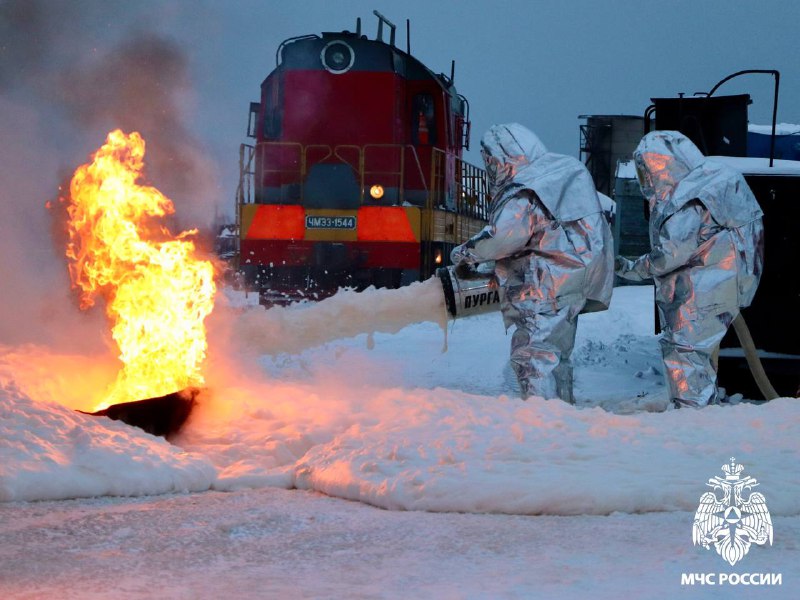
[1,283,799,598]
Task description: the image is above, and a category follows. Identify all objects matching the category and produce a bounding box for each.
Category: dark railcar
[716,161,800,398]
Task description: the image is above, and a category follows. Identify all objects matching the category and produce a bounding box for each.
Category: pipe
[731,313,780,400]
[706,69,780,167]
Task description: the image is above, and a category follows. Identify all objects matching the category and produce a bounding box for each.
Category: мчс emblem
[692,458,773,566]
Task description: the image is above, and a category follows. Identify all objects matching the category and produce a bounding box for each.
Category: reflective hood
[633,130,704,209]
[480,123,547,194]
[634,130,763,229]
[480,123,602,222]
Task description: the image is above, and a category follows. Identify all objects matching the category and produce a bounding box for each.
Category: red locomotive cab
[235,12,488,303]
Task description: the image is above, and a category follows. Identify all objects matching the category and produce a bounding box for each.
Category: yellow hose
[732,313,780,400]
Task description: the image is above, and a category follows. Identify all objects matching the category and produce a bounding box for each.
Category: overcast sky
[1,0,799,344]
[205,0,800,204]
[3,0,800,216]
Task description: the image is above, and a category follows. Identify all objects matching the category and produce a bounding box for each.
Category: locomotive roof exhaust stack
[373,10,396,46]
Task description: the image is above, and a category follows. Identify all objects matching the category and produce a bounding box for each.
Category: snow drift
[0,384,215,502]
[1,285,798,516]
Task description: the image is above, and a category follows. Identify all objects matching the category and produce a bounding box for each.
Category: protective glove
[454,261,481,280]
[450,244,467,266]
[614,256,631,275]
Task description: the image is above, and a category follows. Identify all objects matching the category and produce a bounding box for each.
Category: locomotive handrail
[404,145,428,193]
[236,143,255,205]
[429,147,489,219]
[247,141,486,213]
[251,141,305,203]
[421,148,489,270]
[332,144,363,187]
[362,143,405,197]
[429,149,447,208]
[363,143,429,205]
[456,159,489,220]
[457,94,472,150]
[235,143,256,269]
[305,144,334,170]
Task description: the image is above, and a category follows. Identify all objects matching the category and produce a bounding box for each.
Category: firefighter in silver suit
[451,123,614,403]
[616,130,764,408]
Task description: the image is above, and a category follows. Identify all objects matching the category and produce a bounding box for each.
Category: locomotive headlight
[369,184,384,200]
[321,41,355,74]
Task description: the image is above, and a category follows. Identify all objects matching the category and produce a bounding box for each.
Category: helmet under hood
[480,123,547,194]
[634,130,762,229]
[633,130,704,208]
[480,123,603,222]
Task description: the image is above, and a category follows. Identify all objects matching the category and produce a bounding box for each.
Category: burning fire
[64,130,216,410]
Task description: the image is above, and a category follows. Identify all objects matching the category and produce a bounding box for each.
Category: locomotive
[236,12,489,302]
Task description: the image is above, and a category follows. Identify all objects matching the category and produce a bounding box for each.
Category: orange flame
[65,130,216,410]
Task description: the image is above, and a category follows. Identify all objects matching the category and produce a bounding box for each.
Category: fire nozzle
[437,264,504,319]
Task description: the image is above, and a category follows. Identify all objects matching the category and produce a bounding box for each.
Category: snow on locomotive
[235,12,489,302]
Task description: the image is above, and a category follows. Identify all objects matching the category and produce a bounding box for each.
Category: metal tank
[579,115,644,197]
[437,265,504,319]
[648,93,750,157]
[612,159,651,284]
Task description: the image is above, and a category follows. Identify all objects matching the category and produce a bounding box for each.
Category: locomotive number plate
[305,215,356,230]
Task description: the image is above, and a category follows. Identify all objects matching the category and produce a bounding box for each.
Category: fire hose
[730,313,780,401]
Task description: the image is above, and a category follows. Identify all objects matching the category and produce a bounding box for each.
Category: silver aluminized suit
[616,131,764,408]
[451,123,614,403]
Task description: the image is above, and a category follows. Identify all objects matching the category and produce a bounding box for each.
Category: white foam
[230,277,448,356]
